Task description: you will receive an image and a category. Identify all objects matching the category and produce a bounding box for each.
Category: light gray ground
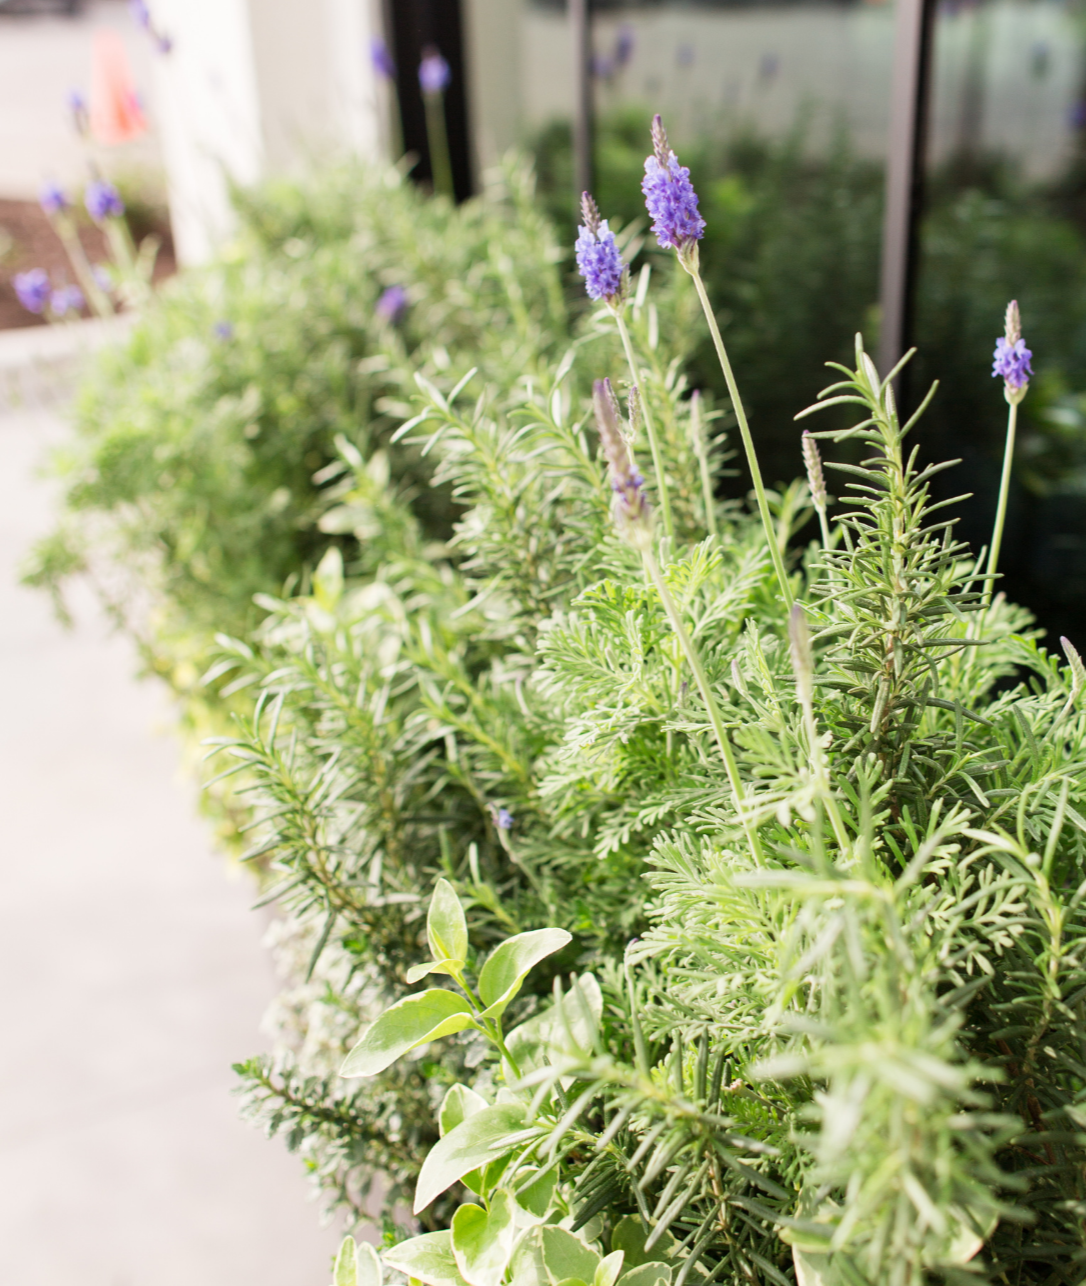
[0,395,341,1282]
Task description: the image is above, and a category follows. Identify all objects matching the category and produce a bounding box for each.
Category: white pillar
[149,0,385,266]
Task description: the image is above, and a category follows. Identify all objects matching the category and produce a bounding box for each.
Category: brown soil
[0,198,176,330]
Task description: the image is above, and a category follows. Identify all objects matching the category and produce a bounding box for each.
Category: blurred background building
[2,0,1086,640]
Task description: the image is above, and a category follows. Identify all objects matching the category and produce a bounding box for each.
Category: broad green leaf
[313,546,344,610]
[595,1252,625,1286]
[334,1237,359,1286]
[383,1232,468,1286]
[509,1228,548,1286]
[429,878,468,962]
[439,1083,489,1137]
[415,1103,531,1213]
[407,958,465,985]
[334,1238,382,1286]
[514,1166,557,1219]
[540,1227,600,1286]
[615,1264,671,1286]
[478,928,572,1018]
[452,1190,517,1286]
[610,1219,674,1270]
[341,991,475,1078]
[356,1242,383,1286]
[506,974,602,1076]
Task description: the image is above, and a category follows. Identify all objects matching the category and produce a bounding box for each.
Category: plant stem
[690,391,718,541]
[614,310,674,540]
[985,399,1017,608]
[688,267,792,609]
[643,549,762,863]
[423,91,455,200]
[55,219,113,317]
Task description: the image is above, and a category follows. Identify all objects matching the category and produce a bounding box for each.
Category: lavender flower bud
[497,807,514,831]
[39,183,69,218]
[14,269,51,314]
[992,299,1032,404]
[85,180,125,222]
[50,284,84,317]
[580,191,601,237]
[376,284,408,324]
[642,114,705,258]
[128,0,150,29]
[213,320,234,341]
[575,208,624,304]
[788,604,814,710]
[594,378,652,548]
[419,47,450,96]
[802,430,827,513]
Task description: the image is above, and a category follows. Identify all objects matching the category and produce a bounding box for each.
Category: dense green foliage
[28,138,1086,1284]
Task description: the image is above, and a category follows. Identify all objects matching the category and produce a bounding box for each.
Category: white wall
[149,0,385,265]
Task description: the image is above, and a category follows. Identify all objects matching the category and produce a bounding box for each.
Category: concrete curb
[0,315,135,412]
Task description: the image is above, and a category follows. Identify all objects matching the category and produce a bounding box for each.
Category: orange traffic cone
[89,29,147,146]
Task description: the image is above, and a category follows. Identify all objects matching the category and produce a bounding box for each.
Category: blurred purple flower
[85,180,125,222]
[154,32,173,55]
[14,269,51,314]
[51,285,84,317]
[1070,99,1086,131]
[642,115,705,252]
[40,183,69,217]
[128,0,150,29]
[376,284,408,323]
[67,88,89,135]
[614,24,635,69]
[419,47,450,96]
[371,36,396,80]
[496,808,514,831]
[92,263,114,292]
[213,320,235,341]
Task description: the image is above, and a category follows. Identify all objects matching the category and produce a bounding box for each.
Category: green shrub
[229,131,1085,1285]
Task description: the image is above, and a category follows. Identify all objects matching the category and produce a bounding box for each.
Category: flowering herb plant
[200,121,1086,1286]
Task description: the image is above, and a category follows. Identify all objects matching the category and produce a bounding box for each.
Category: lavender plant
[240,118,1086,1286]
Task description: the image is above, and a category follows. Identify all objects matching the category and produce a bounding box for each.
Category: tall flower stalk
[642,115,793,608]
[577,194,674,538]
[419,48,454,200]
[985,299,1032,607]
[593,381,761,861]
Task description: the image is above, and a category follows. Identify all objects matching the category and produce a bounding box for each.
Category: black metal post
[570,0,593,212]
[878,0,936,380]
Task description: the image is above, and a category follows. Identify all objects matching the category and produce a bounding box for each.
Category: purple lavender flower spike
[992,300,1032,401]
[496,808,514,831]
[376,284,408,324]
[67,88,89,136]
[85,180,125,222]
[419,48,450,96]
[14,269,51,315]
[213,320,235,341]
[371,36,396,80]
[576,193,624,303]
[128,0,150,29]
[641,114,705,259]
[40,183,69,217]
[50,285,84,317]
[92,264,114,292]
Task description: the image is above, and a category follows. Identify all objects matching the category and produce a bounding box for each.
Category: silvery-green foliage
[302,327,1086,1283]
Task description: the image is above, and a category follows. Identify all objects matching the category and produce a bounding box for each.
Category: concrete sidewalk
[0,402,340,1282]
